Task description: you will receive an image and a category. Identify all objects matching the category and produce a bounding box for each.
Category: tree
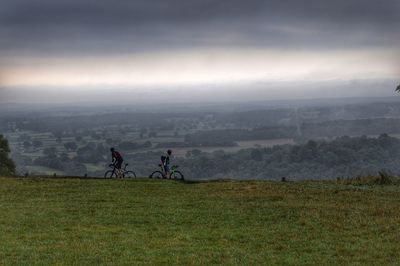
[32,140,43,148]
[0,135,16,176]
[250,149,263,161]
[52,131,63,139]
[148,131,157,138]
[64,142,78,151]
[143,141,152,148]
[140,128,148,138]
[76,143,104,163]
[43,147,57,157]
[60,153,69,161]
[23,141,32,149]
[18,134,31,142]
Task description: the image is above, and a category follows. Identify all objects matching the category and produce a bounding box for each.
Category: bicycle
[104,163,136,178]
[149,164,184,180]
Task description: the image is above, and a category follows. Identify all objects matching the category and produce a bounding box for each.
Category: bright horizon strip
[0,48,398,88]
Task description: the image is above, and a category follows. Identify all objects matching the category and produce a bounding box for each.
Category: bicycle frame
[159,164,178,176]
[104,163,136,179]
[110,163,128,175]
[150,164,183,180]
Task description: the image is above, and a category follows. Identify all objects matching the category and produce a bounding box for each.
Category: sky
[0,0,399,103]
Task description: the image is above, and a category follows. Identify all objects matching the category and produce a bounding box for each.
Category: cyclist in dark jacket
[110,147,123,178]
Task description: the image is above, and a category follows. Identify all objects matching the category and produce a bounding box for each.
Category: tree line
[177,134,400,180]
[3,133,400,180]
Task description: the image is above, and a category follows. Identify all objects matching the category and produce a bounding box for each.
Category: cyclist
[110,147,124,178]
[161,149,172,179]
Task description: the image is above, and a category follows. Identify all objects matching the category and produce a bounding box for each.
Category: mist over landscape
[2,97,400,180]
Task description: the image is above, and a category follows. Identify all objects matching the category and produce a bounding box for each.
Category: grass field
[0,177,399,265]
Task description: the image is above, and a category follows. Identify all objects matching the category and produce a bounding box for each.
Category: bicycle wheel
[124,171,136,178]
[104,170,116,179]
[149,171,163,179]
[171,171,184,181]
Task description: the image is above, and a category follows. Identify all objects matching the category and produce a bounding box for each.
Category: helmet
[110,147,115,152]
[167,149,172,155]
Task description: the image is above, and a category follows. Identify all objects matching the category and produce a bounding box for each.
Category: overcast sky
[0,0,399,103]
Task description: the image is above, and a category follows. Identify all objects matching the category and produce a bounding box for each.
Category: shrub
[0,135,16,176]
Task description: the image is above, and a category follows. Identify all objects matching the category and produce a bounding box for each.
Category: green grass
[0,178,400,265]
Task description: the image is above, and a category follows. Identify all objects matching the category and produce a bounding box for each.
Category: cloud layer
[1,0,399,55]
[0,0,399,103]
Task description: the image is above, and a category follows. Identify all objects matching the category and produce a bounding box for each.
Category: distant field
[236,138,295,148]
[0,177,399,265]
[171,138,294,156]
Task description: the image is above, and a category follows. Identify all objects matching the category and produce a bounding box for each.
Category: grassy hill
[0,177,399,265]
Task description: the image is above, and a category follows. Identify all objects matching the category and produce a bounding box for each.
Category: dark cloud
[2,0,398,26]
[0,0,399,55]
